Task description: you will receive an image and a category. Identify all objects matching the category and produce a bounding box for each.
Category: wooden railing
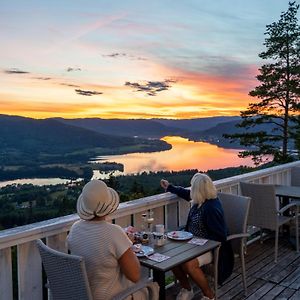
[1,161,299,300]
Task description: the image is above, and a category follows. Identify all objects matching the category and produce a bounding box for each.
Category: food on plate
[131,243,142,253]
[171,231,179,238]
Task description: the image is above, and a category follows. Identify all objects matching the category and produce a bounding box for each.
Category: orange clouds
[0,55,258,119]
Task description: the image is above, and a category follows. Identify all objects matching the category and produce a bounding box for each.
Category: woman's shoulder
[69,219,83,230]
[202,198,223,211]
[105,223,128,237]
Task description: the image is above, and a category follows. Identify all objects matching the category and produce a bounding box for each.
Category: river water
[91,136,253,178]
[0,136,253,187]
[0,178,74,188]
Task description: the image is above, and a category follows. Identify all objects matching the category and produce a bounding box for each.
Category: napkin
[147,253,170,262]
[188,238,208,246]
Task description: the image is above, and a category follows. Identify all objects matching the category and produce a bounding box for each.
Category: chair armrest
[278,202,299,214]
[112,279,159,300]
[227,233,249,241]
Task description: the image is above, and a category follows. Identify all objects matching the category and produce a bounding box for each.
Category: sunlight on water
[93,136,254,176]
[0,178,76,188]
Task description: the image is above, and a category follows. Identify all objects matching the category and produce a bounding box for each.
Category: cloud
[125,79,176,96]
[102,52,127,58]
[34,77,51,80]
[102,52,147,61]
[60,83,80,88]
[66,67,81,72]
[4,68,30,74]
[75,89,103,96]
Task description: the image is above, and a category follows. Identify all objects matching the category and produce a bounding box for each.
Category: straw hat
[76,180,119,220]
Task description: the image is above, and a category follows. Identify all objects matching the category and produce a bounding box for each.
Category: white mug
[155,224,165,233]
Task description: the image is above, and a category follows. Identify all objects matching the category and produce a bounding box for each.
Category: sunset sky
[0,0,294,119]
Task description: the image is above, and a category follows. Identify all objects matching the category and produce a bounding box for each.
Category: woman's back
[68,219,132,300]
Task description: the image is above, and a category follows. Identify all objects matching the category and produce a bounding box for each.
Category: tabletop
[139,238,220,272]
[137,235,220,299]
[275,185,300,199]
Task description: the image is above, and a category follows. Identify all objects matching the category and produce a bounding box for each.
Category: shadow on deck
[166,239,300,299]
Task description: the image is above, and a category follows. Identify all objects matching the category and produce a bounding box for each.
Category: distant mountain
[0,114,254,165]
[53,116,240,138]
[154,116,240,132]
[201,119,278,136]
[186,119,295,149]
[53,118,184,138]
[0,115,140,153]
[0,115,170,165]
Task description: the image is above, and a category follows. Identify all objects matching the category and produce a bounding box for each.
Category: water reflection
[0,178,82,188]
[93,136,253,176]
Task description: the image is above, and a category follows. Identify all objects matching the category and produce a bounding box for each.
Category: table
[275,185,300,201]
[138,238,220,300]
[275,185,300,248]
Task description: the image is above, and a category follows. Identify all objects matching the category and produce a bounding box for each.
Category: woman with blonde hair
[161,173,234,300]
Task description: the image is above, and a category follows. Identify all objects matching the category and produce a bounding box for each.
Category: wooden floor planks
[166,238,300,299]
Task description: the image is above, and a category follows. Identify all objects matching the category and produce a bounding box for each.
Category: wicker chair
[239,182,299,263]
[291,166,300,187]
[36,239,158,300]
[218,192,251,296]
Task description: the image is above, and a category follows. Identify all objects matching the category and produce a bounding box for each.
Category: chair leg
[240,242,247,296]
[275,228,279,263]
[260,229,264,244]
[296,207,299,253]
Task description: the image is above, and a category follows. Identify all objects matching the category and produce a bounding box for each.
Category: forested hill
[53,117,184,138]
[154,116,240,132]
[202,119,275,135]
[0,114,246,164]
[0,115,168,154]
[53,116,240,138]
[185,119,289,149]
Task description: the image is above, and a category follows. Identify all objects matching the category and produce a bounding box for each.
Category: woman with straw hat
[68,180,158,300]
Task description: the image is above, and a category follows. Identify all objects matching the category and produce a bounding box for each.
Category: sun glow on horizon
[0,0,290,119]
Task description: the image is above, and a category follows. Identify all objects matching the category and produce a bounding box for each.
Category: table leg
[213,246,220,300]
[153,269,165,300]
[279,195,298,249]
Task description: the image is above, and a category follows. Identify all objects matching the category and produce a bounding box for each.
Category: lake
[91,136,253,178]
[0,136,253,187]
[0,178,74,188]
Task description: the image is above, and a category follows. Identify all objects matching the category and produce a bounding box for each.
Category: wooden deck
[166,238,300,299]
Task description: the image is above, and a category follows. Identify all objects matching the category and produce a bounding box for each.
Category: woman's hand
[160,179,169,191]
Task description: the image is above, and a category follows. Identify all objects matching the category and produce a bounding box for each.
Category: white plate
[167,231,193,241]
[133,245,154,257]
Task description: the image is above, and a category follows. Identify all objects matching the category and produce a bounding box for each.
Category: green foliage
[0,166,257,229]
[0,115,171,167]
[225,1,300,165]
[0,184,80,229]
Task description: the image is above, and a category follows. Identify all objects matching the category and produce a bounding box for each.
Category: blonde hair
[190,173,217,206]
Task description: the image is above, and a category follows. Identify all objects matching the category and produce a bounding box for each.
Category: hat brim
[77,187,119,220]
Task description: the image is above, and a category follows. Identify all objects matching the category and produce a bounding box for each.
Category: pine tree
[225,2,300,165]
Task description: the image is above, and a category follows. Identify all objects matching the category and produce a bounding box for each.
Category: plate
[167,231,193,241]
[133,245,154,257]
